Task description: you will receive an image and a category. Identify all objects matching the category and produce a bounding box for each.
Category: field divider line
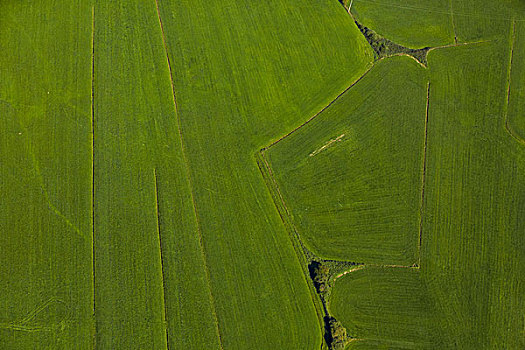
[262,64,374,150]
[346,0,525,22]
[418,82,430,267]
[503,19,525,146]
[153,1,225,349]
[428,39,491,53]
[255,151,328,346]
[449,0,458,44]
[153,169,170,350]
[90,5,97,349]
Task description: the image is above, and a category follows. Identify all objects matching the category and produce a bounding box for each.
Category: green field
[266,57,427,264]
[349,0,455,48]
[1,0,524,349]
[331,267,440,348]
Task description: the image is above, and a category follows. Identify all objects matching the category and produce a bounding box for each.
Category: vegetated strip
[344,0,525,22]
[449,0,458,44]
[90,5,97,348]
[255,151,327,349]
[263,65,374,150]
[153,169,170,349]
[428,39,491,53]
[418,82,430,267]
[332,263,419,285]
[153,1,224,348]
[503,19,525,145]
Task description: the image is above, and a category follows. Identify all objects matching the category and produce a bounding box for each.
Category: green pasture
[0,1,93,349]
[1,0,372,348]
[2,0,524,349]
[350,0,454,48]
[266,57,427,264]
[507,20,525,142]
[93,1,220,348]
[422,39,525,349]
[324,5,524,349]
[330,267,440,348]
[154,0,372,348]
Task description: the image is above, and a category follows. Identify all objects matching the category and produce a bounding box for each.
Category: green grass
[451,0,525,41]
[350,0,455,48]
[331,267,441,348]
[153,0,373,348]
[328,19,524,350]
[0,1,93,349]
[507,20,525,142]
[422,38,525,349]
[2,0,524,349]
[93,1,221,348]
[266,57,427,264]
[2,0,373,348]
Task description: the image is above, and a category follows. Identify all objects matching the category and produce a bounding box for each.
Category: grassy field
[324,8,525,350]
[152,1,373,348]
[266,57,427,264]
[330,267,440,348]
[93,1,220,348]
[348,0,455,48]
[0,1,93,349]
[421,39,525,349]
[2,0,373,349]
[451,0,525,41]
[507,20,525,143]
[2,0,524,349]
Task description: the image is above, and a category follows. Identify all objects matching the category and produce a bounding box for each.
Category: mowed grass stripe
[0,1,94,348]
[90,5,96,346]
[418,82,430,265]
[153,1,224,347]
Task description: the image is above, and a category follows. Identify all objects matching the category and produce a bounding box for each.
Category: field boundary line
[347,0,525,22]
[503,19,525,146]
[90,6,97,350]
[153,169,170,350]
[448,0,458,44]
[418,82,430,267]
[332,263,419,285]
[154,1,225,348]
[428,39,491,53]
[255,151,327,348]
[262,64,374,151]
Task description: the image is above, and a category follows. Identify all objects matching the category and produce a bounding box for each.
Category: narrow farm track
[153,2,225,349]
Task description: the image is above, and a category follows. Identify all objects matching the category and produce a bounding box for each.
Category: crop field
[265,57,427,264]
[1,0,524,349]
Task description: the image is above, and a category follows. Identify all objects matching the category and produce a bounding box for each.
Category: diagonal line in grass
[153,168,170,350]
